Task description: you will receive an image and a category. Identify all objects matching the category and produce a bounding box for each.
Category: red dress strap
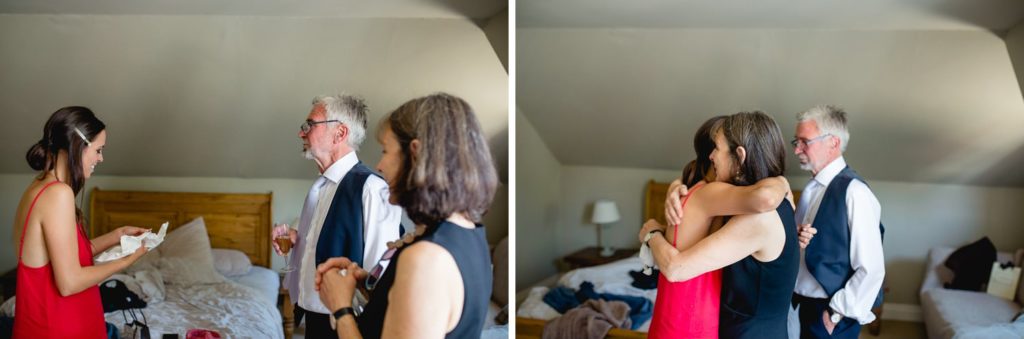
[672,182,705,246]
[18,181,63,260]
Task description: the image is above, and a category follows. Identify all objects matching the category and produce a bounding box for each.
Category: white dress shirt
[296,152,403,314]
[794,156,885,324]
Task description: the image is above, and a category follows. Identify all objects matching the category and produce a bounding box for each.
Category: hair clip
[73,127,91,146]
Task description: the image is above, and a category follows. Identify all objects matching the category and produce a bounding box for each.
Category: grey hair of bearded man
[796,105,850,153]
[312,94,369,151]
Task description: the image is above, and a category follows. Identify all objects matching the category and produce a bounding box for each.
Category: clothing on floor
[542,299,631,339]
[541,281,653,330]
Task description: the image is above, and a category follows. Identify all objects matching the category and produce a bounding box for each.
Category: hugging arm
[665,176,790,225]
[650,212,773,282]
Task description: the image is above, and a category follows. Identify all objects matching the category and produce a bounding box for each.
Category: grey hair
[312,94,368,151]
[797,105,850,152]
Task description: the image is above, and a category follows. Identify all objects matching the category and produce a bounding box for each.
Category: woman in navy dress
[315,93,498,339]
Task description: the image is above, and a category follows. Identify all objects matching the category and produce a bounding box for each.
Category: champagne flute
[274,223,295,273]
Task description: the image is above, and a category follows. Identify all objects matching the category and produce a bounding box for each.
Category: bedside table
[277,274,294,339]
[562,247,635,270]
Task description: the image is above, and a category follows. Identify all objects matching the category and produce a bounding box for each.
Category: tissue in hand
[94,222,168,262]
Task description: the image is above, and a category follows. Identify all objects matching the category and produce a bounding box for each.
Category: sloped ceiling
[0,2,508,181]
[518,1,1024,187]
[0,0,506,19]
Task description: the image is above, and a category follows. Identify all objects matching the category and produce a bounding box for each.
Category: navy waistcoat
[804,166,885,307]
[314,162,397,267]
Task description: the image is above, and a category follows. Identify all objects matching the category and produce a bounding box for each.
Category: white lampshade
[591,200,621,224]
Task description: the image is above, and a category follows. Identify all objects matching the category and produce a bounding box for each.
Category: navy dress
[357,221,493,338]
[719,201,800,338]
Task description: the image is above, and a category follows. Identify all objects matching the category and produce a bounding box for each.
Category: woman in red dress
[642,116,791,338]
[12,106,149,338]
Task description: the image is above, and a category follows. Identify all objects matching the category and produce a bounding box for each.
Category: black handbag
[101,278,150,339]
[120,308,151,339]
[100,279,147,312]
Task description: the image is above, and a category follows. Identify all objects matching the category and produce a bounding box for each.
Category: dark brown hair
[26,106,106,224]
[716,111,786,186]
[379,93,498,226]
[681,116,725,187]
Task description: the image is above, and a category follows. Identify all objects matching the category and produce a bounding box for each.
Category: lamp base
[599,246,616,257]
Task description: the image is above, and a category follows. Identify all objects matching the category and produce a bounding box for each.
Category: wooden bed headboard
[643,180,671,225]
[88,188,273,268]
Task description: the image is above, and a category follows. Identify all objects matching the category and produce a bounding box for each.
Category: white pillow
[211,248,253,277]
[157,217,226,285]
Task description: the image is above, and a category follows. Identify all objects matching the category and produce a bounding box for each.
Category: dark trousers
[295,305,339,339]
[792,294,860,339]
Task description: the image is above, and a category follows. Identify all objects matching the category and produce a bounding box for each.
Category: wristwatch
[644,229,665,246]
[827,308,842,324]
[329,306,356,330]
[333,307,358,321]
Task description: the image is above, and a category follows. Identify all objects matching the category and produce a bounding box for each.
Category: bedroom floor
[861,320,926,339]
[296,319,924,338]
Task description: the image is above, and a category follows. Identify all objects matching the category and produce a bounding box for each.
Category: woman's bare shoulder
[34,182,74,206]
[399,242,455,269]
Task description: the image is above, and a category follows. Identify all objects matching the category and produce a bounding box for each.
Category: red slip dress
[648,183,722,339]
[13,181,106,339]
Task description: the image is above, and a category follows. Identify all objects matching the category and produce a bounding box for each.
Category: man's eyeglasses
[364,247,397,291]
[791,133,832,149]
[299,119,340,134]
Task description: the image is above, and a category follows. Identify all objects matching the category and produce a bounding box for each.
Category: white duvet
[516,256,657,332]
[104,280,283,339]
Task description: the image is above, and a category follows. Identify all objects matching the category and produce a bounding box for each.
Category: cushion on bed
[212,248,253,277]
[158,217,227,285]
[944,237,996,291]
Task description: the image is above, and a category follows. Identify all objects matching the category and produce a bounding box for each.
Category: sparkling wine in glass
[275,223,295,273]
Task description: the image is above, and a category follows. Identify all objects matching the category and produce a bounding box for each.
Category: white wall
[515,111,562,287]
[482,9,508,71]
[556,165,679,254]
[1007,21,1024,101]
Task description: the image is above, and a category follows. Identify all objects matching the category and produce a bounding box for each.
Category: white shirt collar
[812,156,847,187]
[321,151,359,184]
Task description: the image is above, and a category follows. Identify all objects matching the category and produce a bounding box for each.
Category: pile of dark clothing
[540,281,653,338]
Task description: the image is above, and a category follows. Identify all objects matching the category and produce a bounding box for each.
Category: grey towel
[542,299,632,339]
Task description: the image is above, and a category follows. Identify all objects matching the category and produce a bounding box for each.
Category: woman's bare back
[13,178,71,268]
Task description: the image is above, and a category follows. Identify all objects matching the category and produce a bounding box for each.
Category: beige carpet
[860,320,927,339]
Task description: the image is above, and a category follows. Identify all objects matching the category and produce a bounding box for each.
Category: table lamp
[591,199,620,257]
